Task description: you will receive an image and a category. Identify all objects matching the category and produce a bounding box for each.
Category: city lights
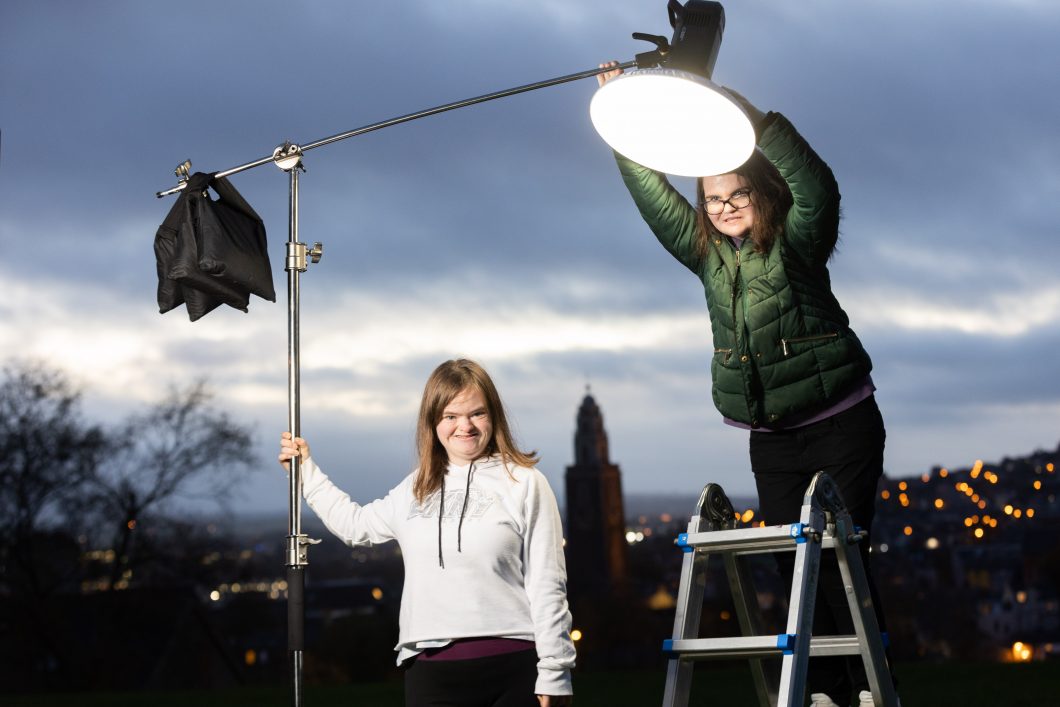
[625,530,645,545]
[64,438,1056,679]
[1011,641,1033,662]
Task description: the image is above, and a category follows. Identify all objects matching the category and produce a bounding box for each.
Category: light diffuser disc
[590,68,756,177]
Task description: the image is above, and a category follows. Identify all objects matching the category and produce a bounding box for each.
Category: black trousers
[404,649,539,707]
[749,395,892,703]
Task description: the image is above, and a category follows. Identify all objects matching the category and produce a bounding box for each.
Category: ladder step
[665,634,863,660]
[678,523,843,554]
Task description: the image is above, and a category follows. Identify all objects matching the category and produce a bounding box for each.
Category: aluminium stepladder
[661,472,898,707]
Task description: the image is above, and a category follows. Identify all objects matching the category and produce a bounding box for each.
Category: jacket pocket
[714,347,733,363]
[780,332,838,357]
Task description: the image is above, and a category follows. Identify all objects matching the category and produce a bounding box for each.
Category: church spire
[573,388,611,468]
[564,388,628,606]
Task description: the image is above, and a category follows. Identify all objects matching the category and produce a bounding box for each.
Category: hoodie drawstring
[437,460,476,569]
[457,461,475,553]
[437,475,446,569]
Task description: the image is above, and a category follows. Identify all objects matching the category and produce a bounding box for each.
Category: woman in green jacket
[598,64,895,707]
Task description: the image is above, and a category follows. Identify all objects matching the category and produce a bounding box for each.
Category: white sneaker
[810,694,842,707]
[858,689,902,706]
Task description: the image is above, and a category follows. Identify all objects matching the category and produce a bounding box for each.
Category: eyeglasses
[703,189,752,215]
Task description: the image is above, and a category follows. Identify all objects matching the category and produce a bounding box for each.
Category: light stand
[155,4,749,705]
[159,59,643,707]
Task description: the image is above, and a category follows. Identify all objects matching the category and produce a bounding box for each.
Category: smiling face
[435,386,493,466]
[701,173,756,239]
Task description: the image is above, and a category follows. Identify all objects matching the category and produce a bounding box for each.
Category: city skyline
[2,1,1059,515]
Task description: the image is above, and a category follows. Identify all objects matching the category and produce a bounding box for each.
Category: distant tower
[564,386,629,601]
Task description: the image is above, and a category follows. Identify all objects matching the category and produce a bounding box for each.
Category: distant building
[564,388,629,602]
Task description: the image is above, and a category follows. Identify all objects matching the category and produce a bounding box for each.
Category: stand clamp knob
[286,241,324,272]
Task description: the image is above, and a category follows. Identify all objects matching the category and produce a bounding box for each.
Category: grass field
[5,660,1053,706]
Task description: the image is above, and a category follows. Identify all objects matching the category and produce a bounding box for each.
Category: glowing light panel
[590,68,756,177]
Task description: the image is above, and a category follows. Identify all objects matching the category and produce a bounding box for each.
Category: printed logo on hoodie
[408,488,495,521]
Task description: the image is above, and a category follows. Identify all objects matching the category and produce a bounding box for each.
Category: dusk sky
[2,0,1058,517]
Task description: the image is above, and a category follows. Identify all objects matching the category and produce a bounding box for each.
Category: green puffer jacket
[616,112,872,427]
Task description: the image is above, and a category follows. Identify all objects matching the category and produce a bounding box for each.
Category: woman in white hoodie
[279,359,575,707]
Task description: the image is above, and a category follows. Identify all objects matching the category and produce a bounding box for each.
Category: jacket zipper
[735,248,750,357]
[727,245,741,357]
[781,332,839,357]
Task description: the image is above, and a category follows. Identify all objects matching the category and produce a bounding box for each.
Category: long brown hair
[695,149,792,259]
[412,359,538,503]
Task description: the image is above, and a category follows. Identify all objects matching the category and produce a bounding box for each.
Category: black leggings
[404,649,539,707]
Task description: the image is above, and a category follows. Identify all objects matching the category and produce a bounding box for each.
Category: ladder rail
[662,530,711,705]
[832,514,899,707]
[774,501,825,707]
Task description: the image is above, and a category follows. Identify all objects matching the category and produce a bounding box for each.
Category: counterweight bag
[194,175,276,303]
[153,172,274,321]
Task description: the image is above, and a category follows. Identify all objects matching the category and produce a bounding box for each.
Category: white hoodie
[301,454,576,695]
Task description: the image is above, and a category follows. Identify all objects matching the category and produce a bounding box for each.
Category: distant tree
[0,361,105,596]
[84,380,256,590]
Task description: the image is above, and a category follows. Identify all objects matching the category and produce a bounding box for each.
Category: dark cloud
[870,326,1060,407]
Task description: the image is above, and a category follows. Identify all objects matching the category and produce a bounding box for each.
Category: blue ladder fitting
[776,633,796,655]
[789,522,807,544]
[676,532,693,553]
[662,639,675,655]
